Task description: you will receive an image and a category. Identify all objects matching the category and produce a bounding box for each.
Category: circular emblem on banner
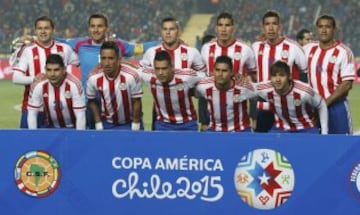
[234,148,295,210]
[14,150,61,198]
[349,162,360,202]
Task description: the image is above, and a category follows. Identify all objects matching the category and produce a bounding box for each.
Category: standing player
[12,16,79,128]
[28,54,85,130]
[87,41,143,130]
[57,13,157,128]
[200,12,257,131]
[140,17,206,74]
[195,56,257,132]
[296,29,313,46]
[252,10,307,132]
[256,61,328,134]
[304,15,355,134]
[139,51,201,131]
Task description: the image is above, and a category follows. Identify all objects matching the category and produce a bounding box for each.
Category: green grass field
[1,79,359,132]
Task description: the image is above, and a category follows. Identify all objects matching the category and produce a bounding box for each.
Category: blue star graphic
[247,162,266,196]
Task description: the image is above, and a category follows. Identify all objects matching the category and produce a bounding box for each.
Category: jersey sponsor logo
[14,150,61,198]
[234,148,295,210]
[349,162,360,202]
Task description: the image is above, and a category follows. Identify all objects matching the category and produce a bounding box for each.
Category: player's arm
[74,109,86,130]
[131,98,142,131]
[316,98,329,135]
[88,98,103,130]
[325,80,352,106]
[27,83,42,129]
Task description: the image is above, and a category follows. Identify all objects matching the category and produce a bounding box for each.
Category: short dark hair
[262,10,281,24]
[35,16,55,29]
[154,50,172,65]
[88,13,108,27]
[296,29,311,41]
[100,41,120,57]
[216,12,234,25]
[214,55,233,71]
[316,14,336,28]
[270,61,290,76]
[46,54,65,68]
[161,17,180,28]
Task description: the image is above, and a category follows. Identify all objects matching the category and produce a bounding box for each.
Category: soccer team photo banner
[0,130,359,215]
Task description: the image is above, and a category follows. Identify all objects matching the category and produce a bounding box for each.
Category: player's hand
[34,73,46,82]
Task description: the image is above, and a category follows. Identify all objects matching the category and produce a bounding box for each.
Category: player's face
[154,60,174,84]
[263,16,281,43]
[299,32,313,46]
[161,21,180,47]
[214,62,234,89]
[100,49,120,78]
[46,63,66,87]
[270,70,290,94]
[216,18,234,44]
[89,18,108,44]
[35,20,54,46]
[316,19,335,45]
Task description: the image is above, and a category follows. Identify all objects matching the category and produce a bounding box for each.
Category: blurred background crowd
[0,0,359,55]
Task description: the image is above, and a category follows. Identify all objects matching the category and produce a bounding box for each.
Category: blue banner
[0,130,359,215]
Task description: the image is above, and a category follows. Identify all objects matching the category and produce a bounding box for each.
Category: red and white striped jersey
[28,73,85,128]
[303,41,355,99]
[201,39,257,76]
[195,77,257,132]
[252,37,307,82]
[139,67,201,124]
[256,80,324,131]
[87,63,143,124]
[140,42,206,73]
[13,40,79,111]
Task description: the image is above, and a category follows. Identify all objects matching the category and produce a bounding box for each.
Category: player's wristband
[95,122,104,130]
[131,122,141,131]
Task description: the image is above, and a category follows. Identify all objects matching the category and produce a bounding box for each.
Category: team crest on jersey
[14,150,61,198]
[120,83,127,90]
[234,52,242,60]
[181,53,188,60]
[281,50,289,59]
[293,99,301,106]
[349,162,360,202]
[177,83,184,91]
[330,56,337,63]
[64,91,71,99]
[233,94,241,103]
[234,148,295,210]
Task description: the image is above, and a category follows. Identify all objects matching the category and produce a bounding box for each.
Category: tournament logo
[234,148,295,210]
[349,162,360,202]
[14,150,61,198]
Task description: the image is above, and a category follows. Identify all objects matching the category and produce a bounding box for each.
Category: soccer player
[12,16,79,128]
[139,51,201,131]
[303,14,355,134]
[255,61,328,134]
[87,41,143,130]
[195,56,257,132]
[140,17,206,74]
[200,12,257,131]
[252,10,307,132]
[27,54,86,129]
[57,13,157,128]
[296,29,313,46]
